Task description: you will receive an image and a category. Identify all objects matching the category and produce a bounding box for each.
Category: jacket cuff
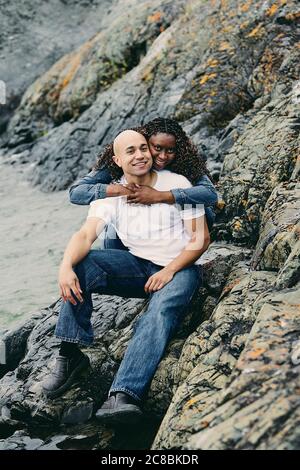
[170,188,186,207]
[96,183,108,200]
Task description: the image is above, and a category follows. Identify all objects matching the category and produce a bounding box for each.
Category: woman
[69,117,217,248]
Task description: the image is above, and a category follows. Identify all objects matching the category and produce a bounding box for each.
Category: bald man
[42,130,210,425]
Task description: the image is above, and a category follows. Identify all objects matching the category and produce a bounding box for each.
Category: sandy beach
[0,157,88,329]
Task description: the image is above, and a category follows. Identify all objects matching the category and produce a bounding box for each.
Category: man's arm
[59,217,106,305]
[144,215,210,293]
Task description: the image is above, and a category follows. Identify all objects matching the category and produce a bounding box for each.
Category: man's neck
[124,170,156,186]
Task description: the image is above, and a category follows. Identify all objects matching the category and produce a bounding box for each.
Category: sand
[0,157,88,329]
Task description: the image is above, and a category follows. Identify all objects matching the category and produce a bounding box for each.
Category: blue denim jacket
[69,167,217,229]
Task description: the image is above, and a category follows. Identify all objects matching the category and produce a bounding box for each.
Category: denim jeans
[55,249,202,401]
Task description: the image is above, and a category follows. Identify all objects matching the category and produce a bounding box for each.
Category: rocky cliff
[0,0,299,450]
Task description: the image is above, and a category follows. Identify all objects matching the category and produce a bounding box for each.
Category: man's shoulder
[89,198,116,209]
[88,197,120,219]
[157,170,192,189]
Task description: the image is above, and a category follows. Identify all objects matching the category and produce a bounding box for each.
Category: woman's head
[94,118,210,183]
[142,117,210,183]
[143,118,184,170]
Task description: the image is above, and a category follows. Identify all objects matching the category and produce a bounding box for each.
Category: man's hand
[126,184,161,205]
[144,268,175,293]
[59,265,84,305]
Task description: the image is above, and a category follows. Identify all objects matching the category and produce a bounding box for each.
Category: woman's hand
[126,184,161,205]
[59,265,83,305]
[144,268,175,293]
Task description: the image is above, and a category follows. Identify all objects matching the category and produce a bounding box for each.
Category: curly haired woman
[69,117,218,249]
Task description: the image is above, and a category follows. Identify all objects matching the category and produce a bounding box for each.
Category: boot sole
[95,407,143,425]
[43,355,90,399]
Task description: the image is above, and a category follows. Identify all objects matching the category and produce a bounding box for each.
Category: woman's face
[148,133,176,171]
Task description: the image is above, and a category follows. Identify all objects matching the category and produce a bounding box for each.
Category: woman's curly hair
[94,118,211,183]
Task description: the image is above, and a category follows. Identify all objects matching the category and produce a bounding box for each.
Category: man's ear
[112,155,122,168]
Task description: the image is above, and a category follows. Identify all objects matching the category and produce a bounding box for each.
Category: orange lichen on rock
[221,279,242,297]
[219,41,234,51]
[216,200,226,210]
[222,25,234,32]
[233,220,242,231]
[266,4,279,17]
[206,58,219,68]
[247,348,267,359]
[148,11,163,23]
[246,23,264,38]
[184,397,199,409]
[284,11,300,21]
[199,73,217,85]
[240,20,250,29]
[59,40,93,90]
[258,48,281,94]
[240,1,252,13]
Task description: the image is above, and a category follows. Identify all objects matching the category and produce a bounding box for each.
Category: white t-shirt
[87,170,205,266]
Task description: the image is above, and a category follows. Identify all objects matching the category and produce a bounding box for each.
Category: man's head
[113,130,152,177]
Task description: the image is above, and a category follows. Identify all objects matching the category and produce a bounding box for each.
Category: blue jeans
[55,249,202,401]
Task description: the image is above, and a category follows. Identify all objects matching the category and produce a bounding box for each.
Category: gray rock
[184,285,300,450]
[0,0,116,134]
[0,243,242,448]
[152,266,277,449]
[3,0,298,192]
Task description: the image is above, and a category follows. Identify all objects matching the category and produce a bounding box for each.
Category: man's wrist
[163,265,177,275]
[60,261,73,271]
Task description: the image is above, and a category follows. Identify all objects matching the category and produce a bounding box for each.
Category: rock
[0,0,115,134]
[250,182,300,273]
[0,309,50,379]
[0,242,243,448]
[216,93,299,244]
[5,0,184,148]
[183,284,300,450]
[198,243,252,295]
[152,266,277,449]
[0,430,44,450]
[3,0,299,191]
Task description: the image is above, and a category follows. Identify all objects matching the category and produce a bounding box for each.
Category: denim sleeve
[170,175,218,208]
[171,175,218,230]
[69,168,113,205]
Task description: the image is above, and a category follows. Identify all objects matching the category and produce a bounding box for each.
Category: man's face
[113,131,153,176]
[149,133,176,171]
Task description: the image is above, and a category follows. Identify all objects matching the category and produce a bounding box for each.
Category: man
[42,130,210,424]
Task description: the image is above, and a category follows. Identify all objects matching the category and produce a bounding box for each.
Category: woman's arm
[69,168,112,205]
[169,175,218,207]
[69,168,133,205]
[127,175,218,207]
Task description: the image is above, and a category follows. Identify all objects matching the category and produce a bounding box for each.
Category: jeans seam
[86,274,104,290]
[55,335,92,346]
[107,274,147,279]
[109,387,142,402]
